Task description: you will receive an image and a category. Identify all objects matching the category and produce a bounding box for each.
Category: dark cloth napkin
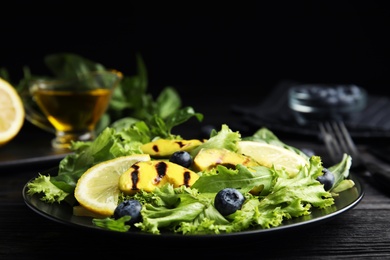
[231,81,390,139]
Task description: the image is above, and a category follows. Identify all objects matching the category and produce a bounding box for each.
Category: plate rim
[0,153,68,170]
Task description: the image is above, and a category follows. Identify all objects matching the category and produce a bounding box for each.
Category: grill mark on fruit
[130,164,140,191]
[183,171,191,187]
[152,145,159,153]
[154,161,167,184]
[176,141,185,148]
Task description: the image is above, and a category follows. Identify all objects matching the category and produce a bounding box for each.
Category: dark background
[1,1,390,100]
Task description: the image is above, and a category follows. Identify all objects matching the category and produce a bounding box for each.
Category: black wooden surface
[1,95,390,259]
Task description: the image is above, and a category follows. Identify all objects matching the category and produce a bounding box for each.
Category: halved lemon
[74,154,151,216]
[0,77,25,146]
[238,141,308,176]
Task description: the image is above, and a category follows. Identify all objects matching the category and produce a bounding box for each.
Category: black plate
[23,169,364,241]
[0,153,68,169]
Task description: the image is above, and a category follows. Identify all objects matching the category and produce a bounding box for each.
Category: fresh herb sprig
[3,52,187,134]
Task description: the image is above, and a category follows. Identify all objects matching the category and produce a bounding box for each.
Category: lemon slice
[238,141,308,176]
[0,77,25,146]
[74,154,151,216]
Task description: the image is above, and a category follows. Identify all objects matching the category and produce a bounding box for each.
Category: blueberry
[316,168,335,190]
[200,124,216,139]
[214,188,245,216]
[169,151,193,168]
[301,148,315,157]
[114,199,142,225]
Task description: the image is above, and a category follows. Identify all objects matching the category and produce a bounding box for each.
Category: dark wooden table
[1,96,390,259]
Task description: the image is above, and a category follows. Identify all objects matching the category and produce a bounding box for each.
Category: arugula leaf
[328,154,354,193]
[93,216,131,232]
[192,164,276,194]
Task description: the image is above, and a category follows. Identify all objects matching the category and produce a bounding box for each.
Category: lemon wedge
[74,154,151,216]
[0,77,25,146]
[238,141,308,176]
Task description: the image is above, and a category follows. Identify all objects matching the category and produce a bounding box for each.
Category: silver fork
[318,120,390,192]
[318,121,363,168]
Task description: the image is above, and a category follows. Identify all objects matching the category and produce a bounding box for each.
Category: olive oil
[28,70,123,149]
[33,88,112,132]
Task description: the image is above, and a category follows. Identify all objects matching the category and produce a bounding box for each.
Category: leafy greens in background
[1,52,190,134]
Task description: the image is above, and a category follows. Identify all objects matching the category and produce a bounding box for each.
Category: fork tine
[319,120,360,165]
[319,121,342,164]
[329,121,350,156]
[335,121,362,166]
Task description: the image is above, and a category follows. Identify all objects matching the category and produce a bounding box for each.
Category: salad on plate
[26,108,355,235]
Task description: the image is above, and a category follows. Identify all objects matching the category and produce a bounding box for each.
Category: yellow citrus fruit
[74,154,151,217]
[238,141,308,176]
[0,77,25,146]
